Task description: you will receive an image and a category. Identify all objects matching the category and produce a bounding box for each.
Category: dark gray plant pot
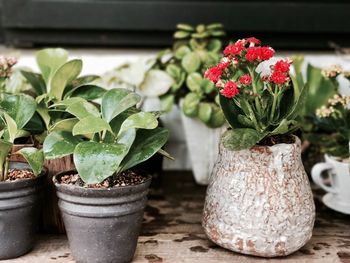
[0,162,46,259]
[54,171,151,263]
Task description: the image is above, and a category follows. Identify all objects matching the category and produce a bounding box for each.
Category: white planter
[181,114,224,185]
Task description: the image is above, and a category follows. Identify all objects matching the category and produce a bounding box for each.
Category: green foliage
[43,88,169,184]
[155,23,226,128]
[0,94,44,180]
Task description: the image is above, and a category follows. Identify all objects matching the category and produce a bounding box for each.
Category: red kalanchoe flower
[274,59,291,73]
[223,41,245,56]
[217,61,230,70]
[245,47,259,62]
[240,74,252,86]
[270,71,289,85]
[204,65,222,83]
[245,46,275,62]
[220,81,239,98]
[259,47,275,61]
[246,37,261,45]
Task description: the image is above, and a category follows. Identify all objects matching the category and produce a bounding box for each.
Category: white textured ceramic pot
[202,136,315,257]
[181,114,224,185]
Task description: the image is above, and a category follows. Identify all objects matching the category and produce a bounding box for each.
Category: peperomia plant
[21,48,106,141]
[306,94,350,159]
[0,93,44,180]
[204,37,306,150]
[43,88,169,184]
[153,23,226,128]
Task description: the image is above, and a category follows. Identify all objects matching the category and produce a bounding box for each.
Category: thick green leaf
[50,59,83,101]
[207,39,222,52]
[208,106,226,128]
[3,113,17,143]
[160,94,175,112]
[37,102,51,130]
[221,128,265,151]
[74,142,127,184]
[201,79,215,94]
[102,89,141,122]
[176,24,194,31]
[198,103,213,123]
[0,94,36,129]
[36,48,68,84]
[270,119,298,136]
[174,46,191,59]
[139,70,174,97]
[181,52,201,73]
[186,72,202,92]
[174,31,190,39]
[20,70,46,95]
[120,127,169,171]
[166,64,181,79]
[118,112,158,137]
[50,118,79,132]
[43,131,82,159]
[73,116,111,136]
[66,100,100,119]
[182,93,201,117]
[17,148,44,176]
[219,95,245,129]
[67,85,106,100]
[0,139,12,176]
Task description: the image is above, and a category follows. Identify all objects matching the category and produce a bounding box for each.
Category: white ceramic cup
[311,154,350,204]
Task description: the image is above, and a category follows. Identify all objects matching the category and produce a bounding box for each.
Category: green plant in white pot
[0,92,45,259]
[44,88,169,263]
[152,23,226,185]
[202,37,315,257]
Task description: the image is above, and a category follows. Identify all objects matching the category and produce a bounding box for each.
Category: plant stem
[3,158,8,181]
[244,99,261,131]
[248,67,262,116]
[270,86,279,122]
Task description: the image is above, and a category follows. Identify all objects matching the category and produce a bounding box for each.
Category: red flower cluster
[269,59,291,85]
[223,40,245,56]
[246,37,261,45]
[204,62,230,82]
[245,46,275,62]
[220,81,239,98]
[239,74,252,86]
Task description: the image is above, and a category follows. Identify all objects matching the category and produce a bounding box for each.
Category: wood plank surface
[3,172,350,263]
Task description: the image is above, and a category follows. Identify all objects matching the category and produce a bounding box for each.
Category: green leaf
[201,79,215,94]
[17,148,44,176]
[181,52,201,73]
[176,24,194,31]
[221,129,265,151]
[50,118,79,132]
[160,94,175,112]
[43,131,82,159]
[66,85,106,100]
[207,39,222,52]
[182,93,201,117]
[73,116,111,136]
[120,127,169,171]
[102,89,141,122]
[3,113,17,143]
[0,94,36,129]
[186,72,202,92]
[206,23,224,30]
[174,31,190,39]
[140,70,173,97]
[270,119,298,136]
[20,70,46,95]
[166,64,181,79]
[118,112,158,137]
[37,102,50,130]
[208,106,226,128]
[0,139,12,176]
[198,103,213,124]
[66,100,100,119]
[50,59,83,101]
[219,95,244,129]
[74,142,127,184]
[174,46,191,59]
[36,48,68,84]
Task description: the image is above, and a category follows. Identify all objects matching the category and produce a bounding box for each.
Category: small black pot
[0,162,46,259]
[54,171,151,263]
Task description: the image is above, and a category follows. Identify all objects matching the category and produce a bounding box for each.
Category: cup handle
[311,162,338,194]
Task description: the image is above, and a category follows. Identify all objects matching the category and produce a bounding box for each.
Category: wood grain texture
[2,171,350,263]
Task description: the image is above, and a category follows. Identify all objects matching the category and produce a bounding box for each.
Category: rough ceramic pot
[54,171,151,263]
[181,113,224,185]
[0,162,46,259]
[203,136,315,257]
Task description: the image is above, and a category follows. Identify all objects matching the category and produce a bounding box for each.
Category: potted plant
[44,88,169,263]
[0,92,45,259]
[20,48,106,233]
[310,94,350,214]
[152,23,226,185]
[202,38,315,257]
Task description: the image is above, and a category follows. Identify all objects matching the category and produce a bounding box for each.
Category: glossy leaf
[186,72,202,92]
[118,112,158,137]
[3,113,17,143]
[0,139,12,177]
[66,100,100,119]
[174,46,191,59]
[73,116,111,136]
[221,129,265,151]
[160,94,175,112]
[17,148,44,176]
[181,52,201,73]
[66,85,106,100]
[182,93,201,117]
[43,131,82,159]
[50,118,79,132]
[50,59,83,101]
[198,103,213,123]
[20,70,46,95]
[74,142,127,184]
[120,127,169,171]
[102,89,141,122]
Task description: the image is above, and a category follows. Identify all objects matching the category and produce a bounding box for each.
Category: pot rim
[53,169,152,192]
[0,161,47,188]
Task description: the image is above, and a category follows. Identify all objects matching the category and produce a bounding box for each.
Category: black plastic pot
[54,171,151,263]
[0,162,46,259]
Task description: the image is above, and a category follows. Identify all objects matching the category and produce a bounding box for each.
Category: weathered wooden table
[3,172,350,263]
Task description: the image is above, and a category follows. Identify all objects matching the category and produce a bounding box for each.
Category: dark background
[1,0,350,50]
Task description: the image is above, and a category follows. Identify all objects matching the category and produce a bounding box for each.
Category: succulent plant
[153,23,226,128]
